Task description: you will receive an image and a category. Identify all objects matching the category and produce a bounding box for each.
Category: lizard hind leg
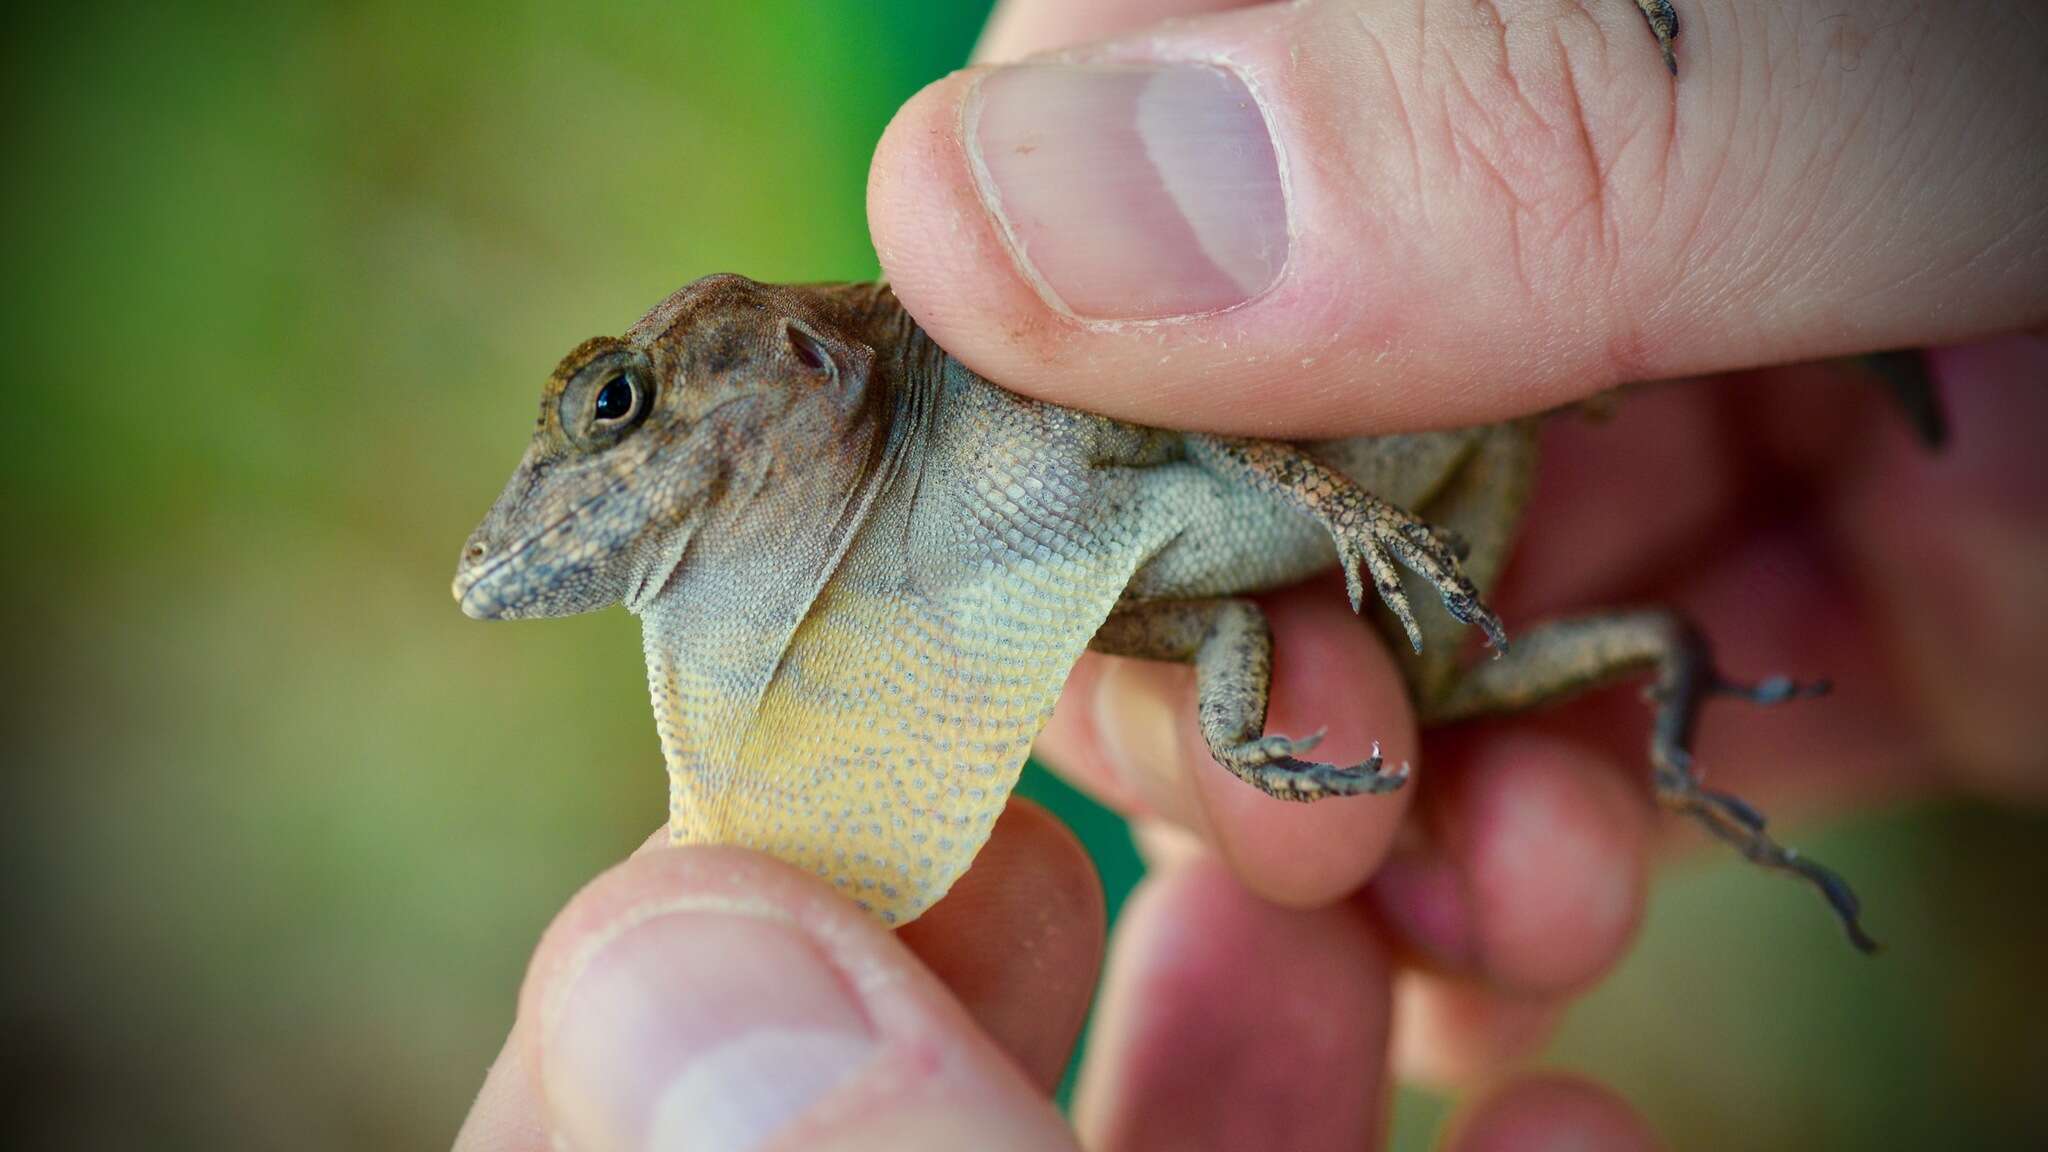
[1425,610,1879,953]
[1091,599,1410,801]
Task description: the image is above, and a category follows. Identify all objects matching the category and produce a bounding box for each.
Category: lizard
[452,5,1896,950]
[454,269,1911,953]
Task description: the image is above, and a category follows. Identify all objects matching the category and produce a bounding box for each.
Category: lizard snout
[451,535,505,619]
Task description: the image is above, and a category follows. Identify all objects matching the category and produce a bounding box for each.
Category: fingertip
[1460,734,1647,991]
[517,846,1073,1152]
[869,67,1061,378]
[1389,971,1562,1090]
[1076,856,1392,1152]
[452,1022,544,1152]
[898,800,1106,1093]
[1444,1076,1663,1152]
[1374,731,1645,994]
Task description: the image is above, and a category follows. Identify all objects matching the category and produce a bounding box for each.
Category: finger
[1443,1075,1662,1152]
[897,800,1106,1093]
[1073,854,1392,1152]
[1834,342,2048,802]
[1496,382,1736,619]
[1368,729,1647,993]
[976,0,1261,62]
[870,0,2048,435]
[452,1015,544,1152]
[454,827,677,1152]
[516,846,1078,1152]
[1036,584,1418,907]
[1388,971,1562,1090]
[457,808,1099,1148]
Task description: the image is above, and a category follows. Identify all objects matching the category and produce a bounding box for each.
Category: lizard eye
[558,349,656,451]
[593,374,638,424]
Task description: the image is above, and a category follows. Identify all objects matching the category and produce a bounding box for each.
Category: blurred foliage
[2,3,2041,1149]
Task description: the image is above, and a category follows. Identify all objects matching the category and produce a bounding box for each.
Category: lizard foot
[1427,610,1876,952]
[1649,665,1878,953]
[1093,600,1416,804]
[1337,519,1508,657]
[1632,0,1679,75]
[1184,435,1509,657]
[1219,739,1409,802]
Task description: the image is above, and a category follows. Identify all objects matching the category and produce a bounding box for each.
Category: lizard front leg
[1092,599,1409,800]
[1187,435,1507,656]
[1424,609,1878,953]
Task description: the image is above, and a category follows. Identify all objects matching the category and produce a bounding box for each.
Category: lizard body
[455,274,1878,949]
[456,2,1892,947]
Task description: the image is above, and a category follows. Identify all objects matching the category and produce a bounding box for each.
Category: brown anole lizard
[453,4,1904,950]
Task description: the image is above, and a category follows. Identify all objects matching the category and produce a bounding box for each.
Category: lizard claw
[1226,728,1327,767]
[1634,0,1679,75]
[1340,540,1424,653]
[1377,521,1508,656]
[1445,592,1510,655]
[1231,740,1408,801]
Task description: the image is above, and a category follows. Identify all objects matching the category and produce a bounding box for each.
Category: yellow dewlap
[653,505,1147,925]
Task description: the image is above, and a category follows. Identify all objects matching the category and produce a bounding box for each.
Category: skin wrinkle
[1898,75,2042,311]
[1832,28,1977,322]
[1416,2,1668,368]
[1534,7,1682,380]
[1784,30,1880,300]
[1658,2,1757,323]
[1359,21,1426,212]
[1437,67,1533,301]
[1747,7,1913,328]
[1547,27,1624,308]
[535,892,804,1049]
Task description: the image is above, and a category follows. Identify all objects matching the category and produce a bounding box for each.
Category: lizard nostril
[465,541,489,564]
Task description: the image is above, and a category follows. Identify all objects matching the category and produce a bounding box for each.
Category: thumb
[869,0,2047,435]
[518,846,1077,1152]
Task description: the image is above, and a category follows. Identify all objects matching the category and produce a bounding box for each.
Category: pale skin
[456,2,2047,1150]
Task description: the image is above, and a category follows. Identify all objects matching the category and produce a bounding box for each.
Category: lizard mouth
[453,483,623,619]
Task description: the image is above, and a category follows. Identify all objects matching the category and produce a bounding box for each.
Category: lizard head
[453,274,879,621]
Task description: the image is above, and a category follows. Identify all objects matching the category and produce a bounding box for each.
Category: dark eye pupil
[593,375,635,421]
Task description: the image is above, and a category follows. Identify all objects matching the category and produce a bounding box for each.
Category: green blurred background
[4,2,2042,1149]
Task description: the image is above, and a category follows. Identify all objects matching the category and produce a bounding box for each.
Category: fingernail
[967,62,1289,320]
[1371,852,1477,968]
[542,908,876,1152]
[1092,659,1208,831]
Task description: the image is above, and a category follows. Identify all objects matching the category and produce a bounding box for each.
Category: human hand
[862,0,2048,1116]
[459,3,2045,1147]
[454,808,1659,1151]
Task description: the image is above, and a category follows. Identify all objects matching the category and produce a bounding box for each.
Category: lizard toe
[1220,728,1328,769]
[1239,741,1407,801]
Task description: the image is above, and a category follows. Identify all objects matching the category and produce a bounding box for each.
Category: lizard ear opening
[784,318,872,406]
[785,318,834,376]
